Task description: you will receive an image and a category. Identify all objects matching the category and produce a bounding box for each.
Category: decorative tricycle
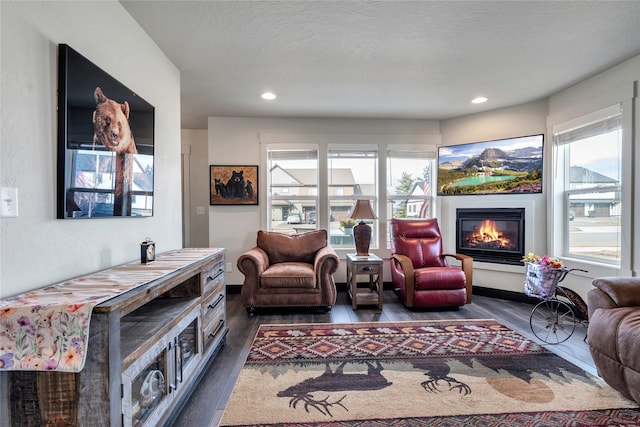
[524,262,589,344]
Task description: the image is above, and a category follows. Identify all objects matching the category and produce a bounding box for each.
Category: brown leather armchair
[587,277,640,404]
[389,218,473,308]
[237,230,339,315]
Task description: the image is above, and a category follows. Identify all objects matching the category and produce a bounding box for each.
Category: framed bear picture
[210,165,258,205]
[57,44,155,219]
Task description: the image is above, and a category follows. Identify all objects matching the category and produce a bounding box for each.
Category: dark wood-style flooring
[171,290,594,427]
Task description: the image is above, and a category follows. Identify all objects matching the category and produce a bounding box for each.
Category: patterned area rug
[220,320,639,426]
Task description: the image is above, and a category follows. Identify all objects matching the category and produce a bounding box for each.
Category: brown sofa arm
[237,247,269,306]
[314,245,339,306]
[390,254,415,307]
[444,253,473,304]
[588,277,640,319]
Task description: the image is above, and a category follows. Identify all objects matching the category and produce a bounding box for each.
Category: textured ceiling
[121,1,640,129]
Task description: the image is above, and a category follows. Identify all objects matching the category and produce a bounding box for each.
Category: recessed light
[261,92,277,100]
[471,97,488,104]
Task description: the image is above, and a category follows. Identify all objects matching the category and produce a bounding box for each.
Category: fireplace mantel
[456,208,525,265]
[441,198,539,273]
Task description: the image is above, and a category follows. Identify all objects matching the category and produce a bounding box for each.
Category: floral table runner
[0,248,218,372]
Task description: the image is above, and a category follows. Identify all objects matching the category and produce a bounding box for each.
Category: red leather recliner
[390,218,473,308]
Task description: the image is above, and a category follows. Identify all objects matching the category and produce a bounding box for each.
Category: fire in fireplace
[456,208,525,265]
[465,219,517,250]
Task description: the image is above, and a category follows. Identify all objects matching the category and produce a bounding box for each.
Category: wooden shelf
[7,248,227,427]
[120,297,200,369]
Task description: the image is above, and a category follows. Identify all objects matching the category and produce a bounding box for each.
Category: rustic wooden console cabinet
[6,248,227,427]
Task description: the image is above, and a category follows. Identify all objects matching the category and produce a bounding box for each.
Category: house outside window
[267,146,318,233]
[553,104,623,266]
[328,146,378,249]
[386,149,434,220]
[385,147,435,247]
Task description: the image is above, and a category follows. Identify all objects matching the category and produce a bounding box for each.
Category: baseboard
[226,282,390,294]
[472,286,538,304]
[227,284,538,304]
[227,284,242,294]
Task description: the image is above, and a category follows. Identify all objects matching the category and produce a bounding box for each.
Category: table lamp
[349,200,377,256]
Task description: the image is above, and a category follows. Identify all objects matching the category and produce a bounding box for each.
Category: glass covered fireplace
[456,208,525,265]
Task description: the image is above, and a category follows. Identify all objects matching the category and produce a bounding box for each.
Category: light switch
[1,187,18,217]
[196,206,205,215]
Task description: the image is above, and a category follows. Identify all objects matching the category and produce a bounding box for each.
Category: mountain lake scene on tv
[438,135,543,195]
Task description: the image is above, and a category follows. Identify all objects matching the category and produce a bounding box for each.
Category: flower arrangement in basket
[522,252,566,299]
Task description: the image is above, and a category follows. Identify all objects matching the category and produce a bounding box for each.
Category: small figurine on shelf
[141,238,155,264]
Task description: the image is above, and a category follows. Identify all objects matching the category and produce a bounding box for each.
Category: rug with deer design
[220,319,639,426]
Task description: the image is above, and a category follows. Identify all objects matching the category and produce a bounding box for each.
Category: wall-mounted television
[57,44,154,219]
[437,134,543,196]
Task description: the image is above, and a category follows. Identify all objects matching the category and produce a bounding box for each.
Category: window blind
[554,114,622,146]
[387,149,436,159]
[267,149,317,161]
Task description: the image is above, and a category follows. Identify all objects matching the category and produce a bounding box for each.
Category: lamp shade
[349,200,377,256]
[349,200,378,220]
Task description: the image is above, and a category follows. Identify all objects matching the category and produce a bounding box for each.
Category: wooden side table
[346,253,384,309]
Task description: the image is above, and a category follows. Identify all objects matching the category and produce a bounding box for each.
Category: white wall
[206,54,639,304]
[438,58,640,302]
[206,105,551,293]
[0,2,182,298]
[181,129,210,248]
[439,100,550,294]
[207,117,440,285]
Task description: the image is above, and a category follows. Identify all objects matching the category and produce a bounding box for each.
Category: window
[386,147,435,248]
[554,105,622,265]
[386,148,434,219]
[266,146,318,234]
[263,138,437,254]
[328,147,378,249]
